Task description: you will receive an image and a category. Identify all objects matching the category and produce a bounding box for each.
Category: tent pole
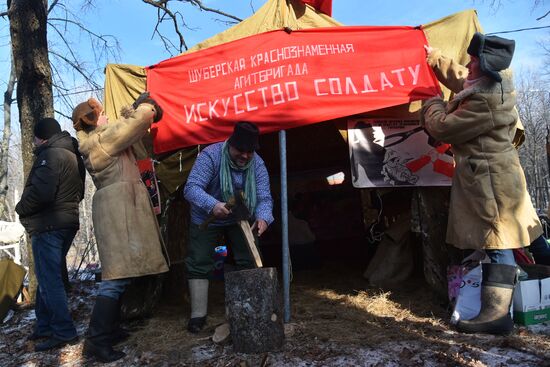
[279,129,290,323]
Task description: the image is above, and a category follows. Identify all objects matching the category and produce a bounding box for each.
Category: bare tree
[3,0,121,299]
[142,0,243,55]
[0,56,16,221]
[516,70,550,212]
[7,0,54,300]
[46,4,120,115]
[476,0,548,19]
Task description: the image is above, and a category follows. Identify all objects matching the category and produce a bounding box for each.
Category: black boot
[457,263,517,335]
[187,279,209,334]
[83,296,126,363]
[187,316,207,333]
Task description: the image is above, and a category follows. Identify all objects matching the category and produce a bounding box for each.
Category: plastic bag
[449,264,482,324]
[448,252,488,324]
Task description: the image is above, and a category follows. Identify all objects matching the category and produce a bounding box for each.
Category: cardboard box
[540,278,550,308]
[513,272,550,325]
[513,307,550,326]
[513,279,540,312]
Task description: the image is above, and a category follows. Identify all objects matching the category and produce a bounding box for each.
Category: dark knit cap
[228,122,260,152]
[467,32,515,82]
[34,118,61,140]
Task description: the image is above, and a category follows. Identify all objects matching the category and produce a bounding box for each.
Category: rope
[366,190,384,244]
[487,25,550,35]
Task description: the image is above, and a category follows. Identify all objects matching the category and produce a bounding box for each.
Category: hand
[132,92,151,109]
[251,219,268,237]
[150,101,163,122]
[212,202,230,218]
[133,92,164,122]
[424,45,433,57]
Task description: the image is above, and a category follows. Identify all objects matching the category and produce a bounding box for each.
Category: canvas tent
[104,0,481,190]
[101,0,483,318]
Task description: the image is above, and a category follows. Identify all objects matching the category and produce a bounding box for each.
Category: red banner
[147,26,440,154]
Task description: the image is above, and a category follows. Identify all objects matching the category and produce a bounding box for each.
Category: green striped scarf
[220,141,256,214]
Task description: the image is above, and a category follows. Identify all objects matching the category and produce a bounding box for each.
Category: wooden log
[225,267,284,353]
[212,322,231,344]
[236,220,263,268]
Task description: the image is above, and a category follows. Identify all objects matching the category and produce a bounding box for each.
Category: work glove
[133,92,164,122]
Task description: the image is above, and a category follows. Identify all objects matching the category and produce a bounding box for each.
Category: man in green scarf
[183,122,274,333]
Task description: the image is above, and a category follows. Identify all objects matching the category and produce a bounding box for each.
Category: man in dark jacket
[16,117,85,352]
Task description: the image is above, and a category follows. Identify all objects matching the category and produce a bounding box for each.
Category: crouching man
[183,122,274,333]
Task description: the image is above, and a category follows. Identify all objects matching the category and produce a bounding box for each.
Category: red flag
[146,26,440,154]
[302,0,332,16]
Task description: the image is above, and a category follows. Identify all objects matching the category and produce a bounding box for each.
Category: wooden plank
[237,220,263,268]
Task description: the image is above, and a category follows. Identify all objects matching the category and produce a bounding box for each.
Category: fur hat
[228,122,260,152]
[72,98,103,131]
[34,118,61,140]
[467,32,515,82]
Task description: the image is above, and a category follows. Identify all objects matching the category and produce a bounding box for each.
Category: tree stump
[225,267,284,353]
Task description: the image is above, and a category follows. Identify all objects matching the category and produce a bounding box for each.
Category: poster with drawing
[348,118,454,188]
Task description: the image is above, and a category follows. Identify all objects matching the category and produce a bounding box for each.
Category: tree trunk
[546,137,550,181]
[412,187,462,300]
[0,55,16,221]
[225,268,284,353]
[120,275,164,320]
[8,0,55,301]
[159,188,190,303]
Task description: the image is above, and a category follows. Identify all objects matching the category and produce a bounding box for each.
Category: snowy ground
[1,266,550,366]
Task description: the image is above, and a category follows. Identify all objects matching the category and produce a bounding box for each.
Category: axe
[199,192,263,268]
[199,196,236,231]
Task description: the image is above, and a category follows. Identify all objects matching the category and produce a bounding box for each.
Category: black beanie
[34,118,62,140]
[228,122,260,151]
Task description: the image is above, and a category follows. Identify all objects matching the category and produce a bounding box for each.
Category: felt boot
[187,279,208,333]
[457,263,517,335]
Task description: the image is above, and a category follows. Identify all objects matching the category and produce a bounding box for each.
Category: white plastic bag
[450,265,482,324]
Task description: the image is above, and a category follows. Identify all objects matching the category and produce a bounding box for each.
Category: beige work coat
[421,50,542,250]
[77,105,169,280]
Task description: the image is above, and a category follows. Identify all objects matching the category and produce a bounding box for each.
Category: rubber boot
[187,279,209,333]
[83,296,126,362]
[457,263,517,335]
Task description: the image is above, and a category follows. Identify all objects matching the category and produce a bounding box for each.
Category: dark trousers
[32,229,78,341]
[185,223,255,279]
[529,235,550,265]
